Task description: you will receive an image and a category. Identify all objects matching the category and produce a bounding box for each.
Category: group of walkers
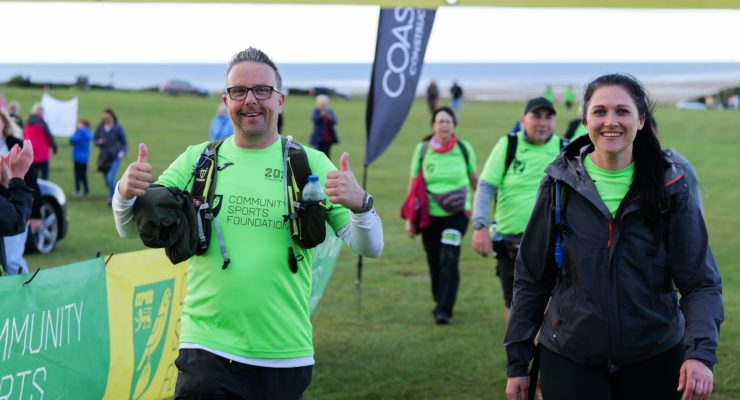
[1,46,724,400]
[405,75,722,400]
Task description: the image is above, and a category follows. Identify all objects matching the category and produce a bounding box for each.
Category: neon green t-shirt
[156,136,350,359]
[409,139,476,217]
[584,155,634,218]
[479,132,561,235]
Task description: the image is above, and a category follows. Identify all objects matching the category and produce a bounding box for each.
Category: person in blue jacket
[208,103,233,141]
[309,94,339,159]
[69,119,92,196]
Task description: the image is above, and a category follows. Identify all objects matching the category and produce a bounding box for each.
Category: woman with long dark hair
[94,108,128,204]
[404,106,478,324]
[504,74,722,400]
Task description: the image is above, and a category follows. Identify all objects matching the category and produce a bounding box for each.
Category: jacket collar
[546,135,687,218]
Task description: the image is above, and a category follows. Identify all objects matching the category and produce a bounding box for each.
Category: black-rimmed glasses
[226,85,279,101]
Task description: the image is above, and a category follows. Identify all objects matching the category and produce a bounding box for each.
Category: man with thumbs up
[113,47,383,399]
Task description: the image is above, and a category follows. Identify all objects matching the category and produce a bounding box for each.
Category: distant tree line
[2,74,129,91]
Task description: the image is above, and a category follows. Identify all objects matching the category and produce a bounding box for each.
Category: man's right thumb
[138,143,148,163]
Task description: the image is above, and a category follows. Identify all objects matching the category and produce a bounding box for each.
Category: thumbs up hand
[325,152,366,212]
[118,143,153,199]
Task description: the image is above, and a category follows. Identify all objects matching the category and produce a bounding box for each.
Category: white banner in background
[41,93,78,137]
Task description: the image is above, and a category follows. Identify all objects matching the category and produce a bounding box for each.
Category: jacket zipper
[607,221,613,249]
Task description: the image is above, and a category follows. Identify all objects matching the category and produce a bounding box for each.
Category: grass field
[4,85,739,399]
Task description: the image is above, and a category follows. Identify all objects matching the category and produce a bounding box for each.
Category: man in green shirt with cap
[471,97,561,321]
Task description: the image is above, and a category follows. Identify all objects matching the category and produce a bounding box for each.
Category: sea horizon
[3,62,740,102]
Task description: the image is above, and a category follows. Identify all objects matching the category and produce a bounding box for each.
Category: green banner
[0,232,343,399]
[310,229,344,313]
[0,258,109,399]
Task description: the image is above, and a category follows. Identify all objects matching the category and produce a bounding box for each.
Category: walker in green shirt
[156,136,350,360]
[479,131,561,235]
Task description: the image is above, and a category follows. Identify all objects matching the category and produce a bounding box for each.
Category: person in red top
[23,103,57,180]
[308,94,339,159]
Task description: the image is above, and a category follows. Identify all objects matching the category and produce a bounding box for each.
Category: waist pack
[430,186,467,213]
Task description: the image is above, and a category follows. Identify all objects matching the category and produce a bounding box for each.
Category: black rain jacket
[504,138,723,377]
[0,178,34,236]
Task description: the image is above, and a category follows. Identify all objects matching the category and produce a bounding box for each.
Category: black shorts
[174,348,313,399]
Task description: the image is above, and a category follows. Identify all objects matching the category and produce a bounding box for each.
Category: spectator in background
[450,81,464,114]
[7,101,23,128]
[208,103,234,141]
[309,94,339,159]
[24,103,57,180]
[69,119,93,197]
[543,85,554,103]
[426,79,440,115]
[1,109,41,275]
[94,108,127,204]
[728,94,739,110]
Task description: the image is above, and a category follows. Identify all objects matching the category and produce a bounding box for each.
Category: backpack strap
[189,138,229,268]
[419,140,430,164]
[457,140,470,167]
[282,135,312,206]
[550,179,570,270]
[504,131,518,176]
[504,132,565,177]
[191,138,226,205]
[281,135,315,266]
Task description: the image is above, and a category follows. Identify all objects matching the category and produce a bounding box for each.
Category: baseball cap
[524,97,556,115]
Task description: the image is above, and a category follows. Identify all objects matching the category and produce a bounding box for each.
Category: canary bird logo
[129,280,174,400]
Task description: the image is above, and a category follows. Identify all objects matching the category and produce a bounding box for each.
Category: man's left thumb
[340,152,350,172]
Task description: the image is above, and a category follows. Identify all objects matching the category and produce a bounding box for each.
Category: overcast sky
[2,3,740,64]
